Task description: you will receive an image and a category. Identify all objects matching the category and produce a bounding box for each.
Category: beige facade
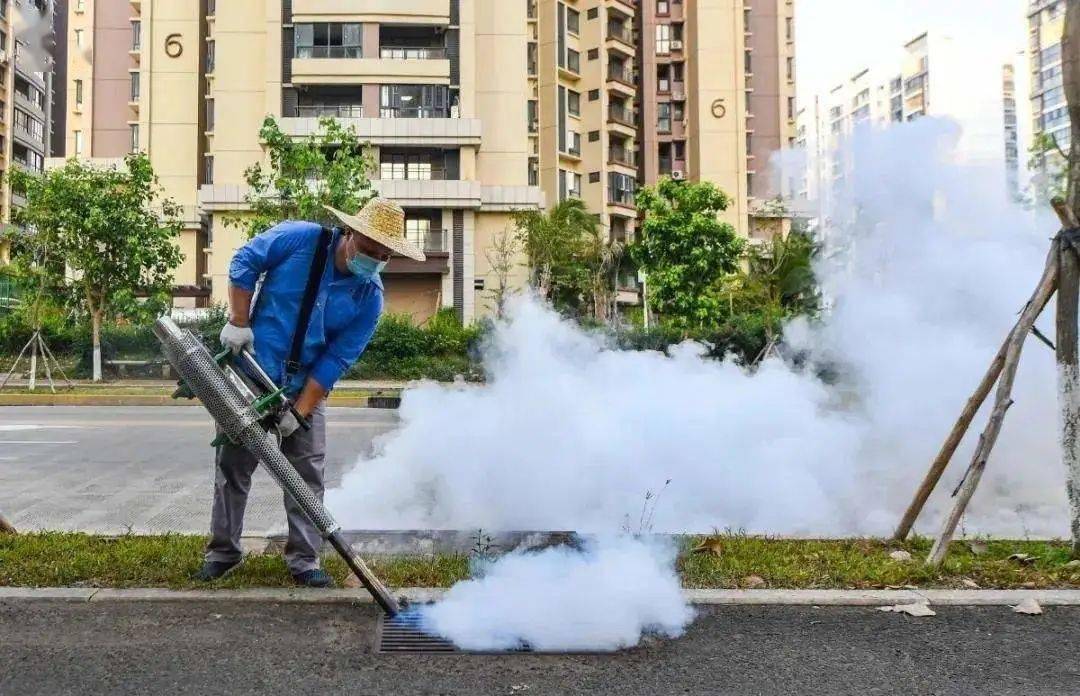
[1028,0,1066,193]
[638,0,795,240]
[65,0,541,322]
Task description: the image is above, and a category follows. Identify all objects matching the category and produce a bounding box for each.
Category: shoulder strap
[285,227,332,379]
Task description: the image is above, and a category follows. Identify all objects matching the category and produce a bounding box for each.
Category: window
[657,65,670,92]
[294,23,363,59]
[528,158,539,186]
[74,29,83,48]
[655,24,671,54]
[588,89,599,101]
[559,169,581,200]
[587,48,599,60]
[587,7,598,19]
[744,49,751,73]
[786,57,794,80]
[608,172,635,205]
[787,96,795,119]
[657,103,671,132]
[567,8,580,35]
[131,21,141,50]
[380,84,450,118]
[567,48,580,73]
[527,99,538,132]
[73,130,83,156]
[204,155,214,185]
[589,172,600,184]
[75,0,85,11]
[567,90,580,116]
[74,78,83,107]
[206,40,215,72]
[588,130,599,142]
[405,218,432,248]
[657,0,670,14]
[14,109,44,141]
[380,152,442,181]
[527,42,538,75]
[786,17,793,40]
[672,102,684,121]
[130,71,140,100]
[130,124,139,152]
[206,98,215,132]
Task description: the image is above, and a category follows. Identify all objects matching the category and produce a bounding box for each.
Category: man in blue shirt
[195,198,425,588]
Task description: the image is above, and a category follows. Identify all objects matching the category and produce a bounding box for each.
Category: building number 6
[711,98,726,119]
[165,33,183,58]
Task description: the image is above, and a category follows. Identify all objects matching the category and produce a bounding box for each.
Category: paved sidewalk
[0,406,398,535]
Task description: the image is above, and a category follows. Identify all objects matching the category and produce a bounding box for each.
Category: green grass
[1,532,1078,590]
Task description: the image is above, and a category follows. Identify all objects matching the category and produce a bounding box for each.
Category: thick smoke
[418,536,693,652]
[328,119,1068,650]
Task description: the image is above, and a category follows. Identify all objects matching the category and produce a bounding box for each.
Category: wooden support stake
[926,239,1061,566]
[894,239,1062,540]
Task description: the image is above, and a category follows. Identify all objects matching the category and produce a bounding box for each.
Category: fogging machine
[154,316,400,616]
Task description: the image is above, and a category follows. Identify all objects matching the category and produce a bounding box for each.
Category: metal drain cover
[376,610,535,654]
[377,610,459,654]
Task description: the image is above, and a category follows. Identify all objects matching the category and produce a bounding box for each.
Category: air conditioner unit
[671,170,685,180]
[670,40,684,51]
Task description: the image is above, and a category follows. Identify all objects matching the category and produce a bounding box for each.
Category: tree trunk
[0,512,15,534]
[1061,0,1080,552]
[92,309,103,382]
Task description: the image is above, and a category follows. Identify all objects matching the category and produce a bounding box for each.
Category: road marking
[0,440,78,444]
[0,425,82,431]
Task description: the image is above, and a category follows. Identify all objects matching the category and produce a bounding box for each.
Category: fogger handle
[237,349,312,432]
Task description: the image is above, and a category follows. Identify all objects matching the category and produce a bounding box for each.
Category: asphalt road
[0,406,399,534]
[1,601,1077,695]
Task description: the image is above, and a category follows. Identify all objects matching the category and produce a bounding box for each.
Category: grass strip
[1,532,1078,590]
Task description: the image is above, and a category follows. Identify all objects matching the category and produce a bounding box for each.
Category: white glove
[275,411,301,439]
[220,322,255,355]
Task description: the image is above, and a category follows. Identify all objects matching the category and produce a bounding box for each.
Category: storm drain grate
[377,610,459,654]
[376,610,535,654]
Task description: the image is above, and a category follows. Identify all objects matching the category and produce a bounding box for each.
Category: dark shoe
[193,560,240,582]
[292,568,335,588]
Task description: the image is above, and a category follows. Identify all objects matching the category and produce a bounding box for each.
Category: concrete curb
[5,587,1080,606]
[0,395,383,408]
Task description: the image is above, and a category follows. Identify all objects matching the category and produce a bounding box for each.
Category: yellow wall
[472,212,529,317]
[687,0,748,231]
[292,0,450,24]
[292,58,450,84]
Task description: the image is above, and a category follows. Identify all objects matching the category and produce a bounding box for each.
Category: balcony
[607,63,635,88]
[527,0,537,20]
[379,106,451,118]
[380,46,447,60]
[607,22,634,47]
[279,116,481,147]
[608,146,635,167]
[295,104,365,118]
[608,188,635,207]
[607,104,635,128]
[406,228,450,253]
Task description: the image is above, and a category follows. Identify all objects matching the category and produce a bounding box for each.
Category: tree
[231,116,376,238]
[484,225,522,319]
[514,198,595,314]
[743,230,820,318]
[5,153,183,381]
[631,178,745,329]
[581,224,624,323]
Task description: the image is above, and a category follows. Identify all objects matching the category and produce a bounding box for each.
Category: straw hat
[325,198,425,262]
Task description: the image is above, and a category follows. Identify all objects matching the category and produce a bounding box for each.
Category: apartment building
[799,30,1024,225]
[0,0,65,264]
[64,0,541,322]
[1027,0,1066,193]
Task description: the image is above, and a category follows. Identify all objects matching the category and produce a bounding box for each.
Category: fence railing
[405,229,449,252]
[608,104,635,126]
[607,63,634,85]
[379,106,451,118]
[294,104,365,118]
[379,46,447,60]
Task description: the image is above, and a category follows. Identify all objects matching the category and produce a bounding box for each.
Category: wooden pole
[894,239,1061,540]
[927,240,1061,566]
[1060,0,1080,554]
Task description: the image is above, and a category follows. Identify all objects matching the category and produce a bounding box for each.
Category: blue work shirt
[229,220,383,394]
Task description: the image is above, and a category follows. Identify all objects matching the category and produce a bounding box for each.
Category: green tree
[5,153,183,381]
[1028,132,1069,202]
[513,198,595,314]
[743,230,820,317]
[231,116,376,238]
[631,177,745,329]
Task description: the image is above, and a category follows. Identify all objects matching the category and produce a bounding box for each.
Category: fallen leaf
[692,538,724,557]
[743,575,767,589]
[1007,553,1037,566]
[962,578,980,589]
[889,550,913,562]
[878,602,936,617]
[1013,598,1043,615]
[1021,581,1037,589]
[968,540,989,556]
[343,573,362,589]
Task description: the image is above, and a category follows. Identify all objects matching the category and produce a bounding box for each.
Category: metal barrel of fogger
[153,317,400,616]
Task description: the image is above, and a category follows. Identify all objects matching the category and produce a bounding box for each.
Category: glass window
[405,218,431,248]
[657,103,671,132]
[73,130,83,156]
[380,84,450,118]
[130,124,139,152]
[567,8,580,34]
[131,20,141,50]
[74,79,83,106]
[655,24,670,54]
[294,23,362,58]
[567,48,580,73]
[130,72,140,100]
[567,90,580,116]
[657,0,670,14]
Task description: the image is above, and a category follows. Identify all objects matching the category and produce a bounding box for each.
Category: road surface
[0,406,399,534]
[1,601,1077,695]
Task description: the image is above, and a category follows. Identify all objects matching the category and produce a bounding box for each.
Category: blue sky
[797,0,1030,98]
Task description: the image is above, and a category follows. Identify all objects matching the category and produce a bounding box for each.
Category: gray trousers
[205,401,326,575]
